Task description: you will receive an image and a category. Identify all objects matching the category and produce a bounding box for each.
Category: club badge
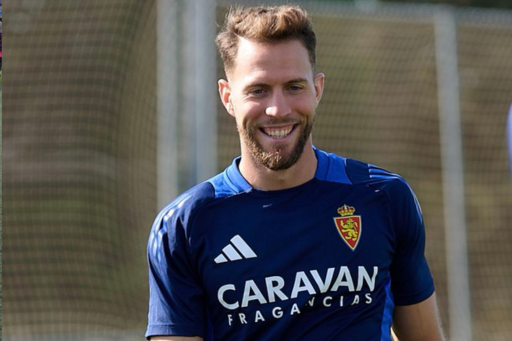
[333,204,362,251]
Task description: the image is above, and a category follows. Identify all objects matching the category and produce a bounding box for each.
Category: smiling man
[218,36,323,189]
[146,5,445,341]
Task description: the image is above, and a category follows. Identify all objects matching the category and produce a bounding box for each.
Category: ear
[218,79,235,117]
[313,73,325,106]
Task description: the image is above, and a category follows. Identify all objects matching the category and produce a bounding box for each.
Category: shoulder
[147,173,242,261]
[344,157,415,199]
[149,181,217,238]
[316,148,411,190]
[317,149,418,208]
[344,159,424,226]
[150,162,250,237]
[315,148,407,187]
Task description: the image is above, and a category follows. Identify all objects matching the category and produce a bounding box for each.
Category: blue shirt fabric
[146,148,435,341]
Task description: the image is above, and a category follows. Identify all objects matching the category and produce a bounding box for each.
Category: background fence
[3,0,512,340]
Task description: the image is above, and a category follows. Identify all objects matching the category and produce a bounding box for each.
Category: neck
[239,144,317,191]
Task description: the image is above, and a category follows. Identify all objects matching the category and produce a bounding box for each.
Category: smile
[260,125,296,139]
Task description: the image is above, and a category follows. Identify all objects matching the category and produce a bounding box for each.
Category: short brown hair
[216,5,317,75]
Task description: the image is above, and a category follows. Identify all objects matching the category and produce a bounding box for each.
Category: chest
[191,185,395,298]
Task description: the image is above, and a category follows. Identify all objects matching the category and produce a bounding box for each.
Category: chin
[258,144,305,171]
[242,121,313,171]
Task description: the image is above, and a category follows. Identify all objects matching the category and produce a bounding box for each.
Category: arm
[391,328,399,341]
[146,197,208,340]
[150,337,203,341]
[392,293,445,341]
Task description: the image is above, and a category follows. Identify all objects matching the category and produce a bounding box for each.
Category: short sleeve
[387,179,435,306]
[145,202,207,339]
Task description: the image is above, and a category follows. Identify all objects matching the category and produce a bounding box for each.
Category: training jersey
[146,148,435,341]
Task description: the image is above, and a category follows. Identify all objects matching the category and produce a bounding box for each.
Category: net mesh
[3,1,512,340]
[457,13,512,339]
[3,0,158,339]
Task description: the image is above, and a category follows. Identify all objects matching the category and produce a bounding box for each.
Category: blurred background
[3,0,512,340]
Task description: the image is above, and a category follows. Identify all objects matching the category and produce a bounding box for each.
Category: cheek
[235,102,263,125]
[294,98,317,117]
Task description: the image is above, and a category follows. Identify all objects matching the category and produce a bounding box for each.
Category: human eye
[247,88,267,97]
[287,83,305,92]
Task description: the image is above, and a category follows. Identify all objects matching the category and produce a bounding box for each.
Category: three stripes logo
[214,235,257,264]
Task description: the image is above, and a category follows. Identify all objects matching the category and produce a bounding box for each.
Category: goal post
[434,6,472,341]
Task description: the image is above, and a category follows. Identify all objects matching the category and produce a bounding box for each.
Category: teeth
[263,127,293,138]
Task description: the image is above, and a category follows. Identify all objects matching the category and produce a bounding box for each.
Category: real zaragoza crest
[333,204,362,251]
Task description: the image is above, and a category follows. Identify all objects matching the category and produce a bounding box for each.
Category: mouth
[260,125,296,139]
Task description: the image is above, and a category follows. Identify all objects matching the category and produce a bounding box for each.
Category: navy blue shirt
[146,148,434,341]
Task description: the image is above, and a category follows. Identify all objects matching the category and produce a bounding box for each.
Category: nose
[265,91,291,117]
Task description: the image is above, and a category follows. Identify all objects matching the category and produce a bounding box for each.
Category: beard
[238,118,314,171]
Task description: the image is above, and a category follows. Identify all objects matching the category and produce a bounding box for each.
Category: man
[146,5,444,341]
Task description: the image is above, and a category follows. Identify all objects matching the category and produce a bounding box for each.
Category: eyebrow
[284,78,309,86]
[243,78,309,91]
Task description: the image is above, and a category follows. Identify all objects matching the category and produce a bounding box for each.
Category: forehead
[229,38,313,84]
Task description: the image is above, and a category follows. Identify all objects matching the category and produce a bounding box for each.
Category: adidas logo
[214,235,257,264]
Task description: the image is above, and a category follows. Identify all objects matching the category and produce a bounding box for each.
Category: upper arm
[387,179,435,305]
[146,197,207,339]
[150,337,203,341]
[392,293,445,341]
